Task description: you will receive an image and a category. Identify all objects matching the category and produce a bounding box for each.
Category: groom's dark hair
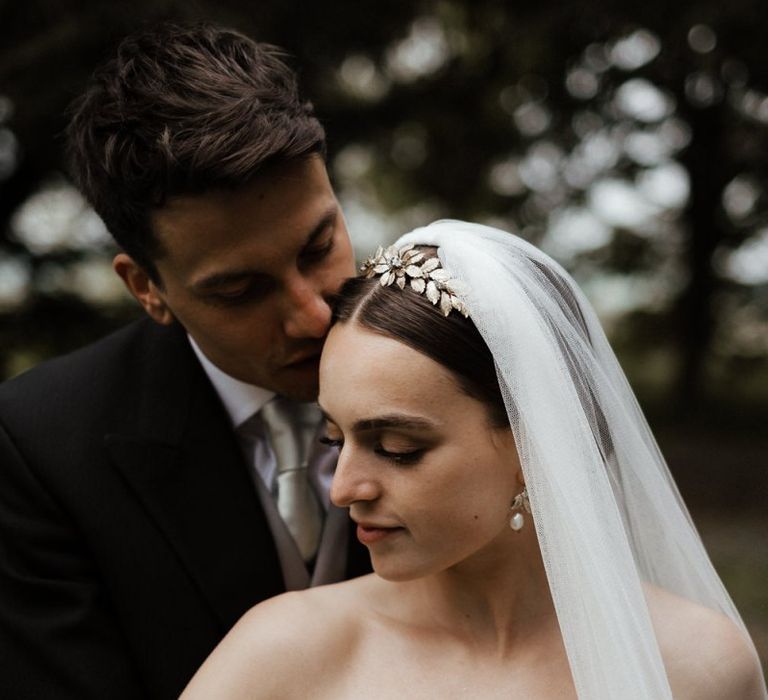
[65,22,325,283]
[332,249,508,429]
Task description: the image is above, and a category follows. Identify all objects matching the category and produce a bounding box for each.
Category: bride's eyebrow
[319,408,436,432]
[352,414,434,432]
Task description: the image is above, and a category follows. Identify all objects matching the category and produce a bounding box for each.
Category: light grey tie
[260,397,323,562]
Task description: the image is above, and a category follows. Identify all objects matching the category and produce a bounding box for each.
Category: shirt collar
[188,335,274,429]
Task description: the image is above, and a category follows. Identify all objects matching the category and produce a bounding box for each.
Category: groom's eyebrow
[192,269,266,292]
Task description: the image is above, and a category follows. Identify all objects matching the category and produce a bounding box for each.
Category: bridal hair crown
[360,243,469,318]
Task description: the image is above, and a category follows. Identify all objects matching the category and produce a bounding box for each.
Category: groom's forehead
[149,158,338,261]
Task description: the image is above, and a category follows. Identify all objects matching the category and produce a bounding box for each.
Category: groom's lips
[284,351,322,370]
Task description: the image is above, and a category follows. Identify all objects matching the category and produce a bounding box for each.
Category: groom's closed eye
[298,212,338,268]
[300,231,335,265]
[201,276,275,306]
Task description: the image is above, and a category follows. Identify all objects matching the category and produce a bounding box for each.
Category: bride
[182,221,766,699]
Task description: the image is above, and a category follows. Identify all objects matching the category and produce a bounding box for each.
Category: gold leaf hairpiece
[360,244,469,317]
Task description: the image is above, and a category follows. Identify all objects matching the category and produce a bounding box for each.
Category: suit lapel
[106,322,283,630]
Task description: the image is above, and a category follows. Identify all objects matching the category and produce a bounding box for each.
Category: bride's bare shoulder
[180,575,378,700]
[644,583,765,700]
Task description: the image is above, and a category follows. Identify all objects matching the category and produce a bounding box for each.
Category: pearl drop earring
[509,487,531,531]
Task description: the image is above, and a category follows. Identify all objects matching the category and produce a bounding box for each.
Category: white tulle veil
[395,220,766,699]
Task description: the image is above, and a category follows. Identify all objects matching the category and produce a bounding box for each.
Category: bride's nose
[330,451,380,507]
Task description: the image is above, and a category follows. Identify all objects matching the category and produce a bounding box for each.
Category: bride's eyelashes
[373,445,425,465]
[318,435,425,466]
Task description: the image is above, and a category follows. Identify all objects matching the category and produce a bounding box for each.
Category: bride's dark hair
[331,257,507,428]
[332,245,615,457]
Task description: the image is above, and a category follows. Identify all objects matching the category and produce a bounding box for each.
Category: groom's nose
[282,275,332,339]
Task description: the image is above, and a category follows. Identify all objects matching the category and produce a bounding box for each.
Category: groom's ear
[113,253,175,326]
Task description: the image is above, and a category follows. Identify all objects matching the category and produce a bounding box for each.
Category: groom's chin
[273,356,322,401]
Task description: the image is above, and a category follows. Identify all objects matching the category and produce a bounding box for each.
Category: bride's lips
[356,523,405,545]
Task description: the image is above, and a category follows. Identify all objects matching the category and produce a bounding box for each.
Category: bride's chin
[370,555,435,583]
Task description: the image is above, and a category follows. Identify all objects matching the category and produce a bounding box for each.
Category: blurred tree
[1,0,767,420]
[317,0,768,416]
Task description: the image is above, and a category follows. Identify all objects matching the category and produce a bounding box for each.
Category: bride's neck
[404,530,556,653]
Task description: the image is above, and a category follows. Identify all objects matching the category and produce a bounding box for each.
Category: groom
[0,23,369,699]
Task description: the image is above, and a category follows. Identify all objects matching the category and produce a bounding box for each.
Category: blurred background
[1,0,766,670]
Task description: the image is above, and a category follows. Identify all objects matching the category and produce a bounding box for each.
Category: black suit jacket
[0,318,370,699]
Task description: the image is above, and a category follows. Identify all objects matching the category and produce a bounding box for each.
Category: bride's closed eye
[319,435,425,466]
[373,444,425,465]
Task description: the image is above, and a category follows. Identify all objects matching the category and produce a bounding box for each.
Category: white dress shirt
[188,336,349,590]
[188,336,333,508]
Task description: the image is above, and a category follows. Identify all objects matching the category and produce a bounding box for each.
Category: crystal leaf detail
[359,242,469,317]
